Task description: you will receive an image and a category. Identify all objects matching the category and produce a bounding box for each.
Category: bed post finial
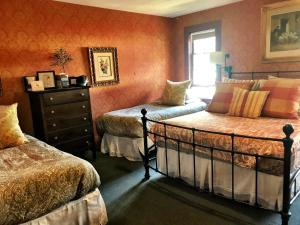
[141,108,150,180]
[141,108,147,117]
[283,124,294,138]
[282,124,294,225]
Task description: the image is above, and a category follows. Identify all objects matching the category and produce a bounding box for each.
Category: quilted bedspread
[151,111,300,175]
[0,135,100,225]
[96,101,207,138]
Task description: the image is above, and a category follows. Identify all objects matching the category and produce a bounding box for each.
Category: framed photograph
[69,77,77,86]
[31,81,44,91]
[88,47,119,86]
[37,71,56,89]
[262,1,300,62]
[23,76,36,91]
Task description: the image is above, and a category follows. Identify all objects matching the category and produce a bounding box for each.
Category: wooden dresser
[28,87,96,159]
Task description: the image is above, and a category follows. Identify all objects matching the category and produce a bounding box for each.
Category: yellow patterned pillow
[0,103,28,149]
[161,80,191,106]
[228,88,270,118]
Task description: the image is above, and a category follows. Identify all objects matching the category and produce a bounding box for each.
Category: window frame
[184,21,222,85]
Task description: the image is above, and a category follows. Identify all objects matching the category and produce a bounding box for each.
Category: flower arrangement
[278,32,298,44]
[50,48,73,73]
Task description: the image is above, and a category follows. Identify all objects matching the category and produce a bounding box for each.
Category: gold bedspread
[151,111,300,175]
[0,135,100,225]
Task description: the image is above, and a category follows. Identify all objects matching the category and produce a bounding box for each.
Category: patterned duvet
[151,111,300,175]
[0,135,100,225]
[96,101,207,138]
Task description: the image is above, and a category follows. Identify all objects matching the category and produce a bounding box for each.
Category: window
[185,22,221,99]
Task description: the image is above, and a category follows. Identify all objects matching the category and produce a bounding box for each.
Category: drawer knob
[51,110,55,114]
[84,129,88,133]
[49,97,54,101]
[86,141,89,144]
[83,117,87,121]
[80,93,85,97]
[54,136,58,140]
[52,123,56,127]
[82,105,86,109]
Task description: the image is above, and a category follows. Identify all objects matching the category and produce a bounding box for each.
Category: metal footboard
[141,108,300,225]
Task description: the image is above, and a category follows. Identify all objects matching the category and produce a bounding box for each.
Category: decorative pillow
[207,82,254,114]
[260,79,300,119]
[0,103,28,149]
[223,77,266,91]
[265,76,300,116]
[161,80,191,106]
[228,88,270,118]
[222,78,253,83]
[268,75,279,79]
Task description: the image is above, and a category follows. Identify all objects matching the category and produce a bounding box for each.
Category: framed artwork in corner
[262,1,300,62]
[88,47,120,86]
[37,71,56,89]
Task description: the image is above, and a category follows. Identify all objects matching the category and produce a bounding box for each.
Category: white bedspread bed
[157,147,300,211]
[101,133,153,161]
[21,188,107,225]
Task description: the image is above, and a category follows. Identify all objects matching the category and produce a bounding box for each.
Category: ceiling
[54,0,242,18]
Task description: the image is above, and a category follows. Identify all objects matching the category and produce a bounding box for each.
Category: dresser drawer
[43,89,89,106]
[47,125,92,144]
[55,136,93,156]
[46,113,90,131]
[44,101,90,117]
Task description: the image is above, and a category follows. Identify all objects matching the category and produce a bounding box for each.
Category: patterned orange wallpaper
[174,0,300,81]
[0,0,175,137]
[3,0,296,143]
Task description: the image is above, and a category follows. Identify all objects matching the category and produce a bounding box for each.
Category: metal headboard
[228,70,300,80]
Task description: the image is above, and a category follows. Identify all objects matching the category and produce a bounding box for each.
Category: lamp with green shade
[210,51,232,76]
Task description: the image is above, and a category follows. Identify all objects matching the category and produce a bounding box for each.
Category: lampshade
[210,51,226,66]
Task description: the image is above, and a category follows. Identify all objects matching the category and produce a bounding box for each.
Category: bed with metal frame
[140,71,300,225]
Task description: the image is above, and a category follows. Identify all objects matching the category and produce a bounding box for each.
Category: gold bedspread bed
[151,111,300,175]
[0,135,100,225]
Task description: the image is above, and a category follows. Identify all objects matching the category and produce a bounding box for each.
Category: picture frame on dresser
[31,81,44,91]
[23,76,37,91]
[37,71,56,89]
[88,47,120,86]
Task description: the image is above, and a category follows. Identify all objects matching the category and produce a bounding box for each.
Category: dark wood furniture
[141,71,300,225]
[28,87,96,159]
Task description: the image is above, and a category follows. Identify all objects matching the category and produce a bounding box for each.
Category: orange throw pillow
[207,82,254,114]
[260,79,300,119]
[228,88,270,118]
[223,78,266,91]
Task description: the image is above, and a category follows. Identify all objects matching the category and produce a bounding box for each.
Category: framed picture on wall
[262,0,300,62]
[88,47,120,86]
[37,71,56,89]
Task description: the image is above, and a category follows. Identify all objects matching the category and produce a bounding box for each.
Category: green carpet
[92,154,300,225]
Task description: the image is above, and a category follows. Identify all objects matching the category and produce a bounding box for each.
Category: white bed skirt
[21,188,108,225]
[157,147,300,211]
[101,133,153,161]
